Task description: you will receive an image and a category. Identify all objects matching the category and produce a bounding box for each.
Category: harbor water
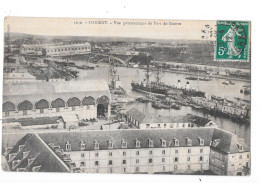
[76,64,250,144]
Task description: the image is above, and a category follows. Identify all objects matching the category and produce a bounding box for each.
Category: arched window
[51,98,65,108]
[17,100,33,111]
[67,97,81,107]
[35,99,49,109]
[82,96,95,105]
[2,101,15,112]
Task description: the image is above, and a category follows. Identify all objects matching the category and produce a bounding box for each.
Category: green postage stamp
[215,21,250,62]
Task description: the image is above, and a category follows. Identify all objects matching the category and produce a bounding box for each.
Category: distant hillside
[5,32,209,43]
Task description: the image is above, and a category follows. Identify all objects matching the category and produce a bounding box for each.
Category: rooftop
[126,108,213,126]
[3,79,111,103]
[2,116,61,126]
[37,128,249,154]
[3,72,36,80]
[5,133,70,172]
[4,128,250,172]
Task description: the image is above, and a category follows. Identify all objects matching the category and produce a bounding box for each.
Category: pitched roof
[211,128,250,154]
[3,116,60,126]
[126,108,146,122]
[38,128,215,151]
[182,114,213,127]
[126,109,212,126]
[3,79,111,104]
[37,128,249,154]
[5,133,70,172]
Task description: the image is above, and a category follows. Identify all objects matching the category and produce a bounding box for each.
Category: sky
[4,17,216,40]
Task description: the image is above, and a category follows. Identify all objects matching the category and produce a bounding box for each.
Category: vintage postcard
[2,17,250,175]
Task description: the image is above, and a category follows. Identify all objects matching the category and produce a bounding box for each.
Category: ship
[185,76,199,80]
[222,80,235,85]
[131,63,168,95]
[199,77,212,81]
[131,62,205,98]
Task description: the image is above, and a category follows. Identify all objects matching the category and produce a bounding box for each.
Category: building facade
[126,108,217,129]
[2,79,111,126]
[20,43,91,56]
[3,128,250,175]
[44,43,91,56]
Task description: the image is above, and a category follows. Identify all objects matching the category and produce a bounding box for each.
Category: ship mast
[154,65,165,85]
[109,56,119,89]
[145,61,153,87]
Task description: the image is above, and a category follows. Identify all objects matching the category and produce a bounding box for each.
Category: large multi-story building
[126,108,217,129]
[44,43,91,56]
[3,128,250,175]
[20,42,91,56]
[2,79,111,127]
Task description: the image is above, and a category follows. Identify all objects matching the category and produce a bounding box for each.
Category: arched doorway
[97,95,109,118]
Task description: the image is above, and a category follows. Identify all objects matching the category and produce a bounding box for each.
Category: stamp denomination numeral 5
[218,47,227,56]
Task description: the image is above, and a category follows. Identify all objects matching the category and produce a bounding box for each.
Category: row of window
[46,46,90,53]
[90,165,182,173]
[79,156,204,167]
[78,149,205,157]
[88,138,204,150]
[65,138,205,151]
[145,123,195,128]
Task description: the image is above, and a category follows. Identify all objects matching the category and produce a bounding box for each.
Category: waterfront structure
[44,43,91,56]
[20,44,48,55]
[126,108,217,129]
[3,128,250,175]
[2,79,111,127]
[191,97,249,117]
[20,42,91,56]
[109,49,139,56]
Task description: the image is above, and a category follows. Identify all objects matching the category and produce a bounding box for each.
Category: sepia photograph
[2,17,251,176]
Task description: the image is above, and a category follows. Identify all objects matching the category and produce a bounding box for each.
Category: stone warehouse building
[20,42,91,56]
[44,43,91,56]
[126,108,217,129]
[3,128,250,175]
[2,79,111,126]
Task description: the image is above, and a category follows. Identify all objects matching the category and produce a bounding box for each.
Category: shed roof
[126,108,212,126]
[3,79,110,104]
